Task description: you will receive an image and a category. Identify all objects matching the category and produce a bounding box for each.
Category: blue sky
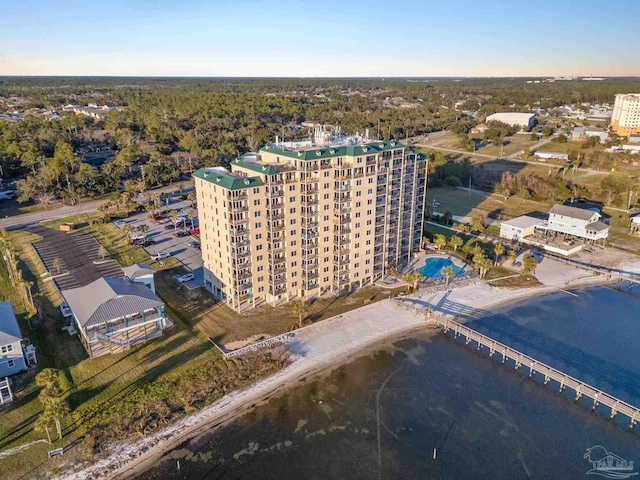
[1,0,639,76]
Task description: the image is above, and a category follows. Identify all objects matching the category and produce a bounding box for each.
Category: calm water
[141,285,640,479]
[416,257,465,278]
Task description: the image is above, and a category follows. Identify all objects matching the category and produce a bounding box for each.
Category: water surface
[141,285,640,479]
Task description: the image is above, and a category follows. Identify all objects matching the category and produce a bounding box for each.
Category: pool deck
[405,251,470,275]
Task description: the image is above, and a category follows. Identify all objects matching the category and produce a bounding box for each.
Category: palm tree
[34,414,54,444]
[36,368,59,388]
[169,209,180,235]
[507,249,517,265]
[470,215,484,233]
[291,301,310,328]
[136,224,149,235]
[433,234,447,250]
[441,265,455,285]
[122,225,134,243]
[493,243,505,266]
[47,397,70,440]
[401,272,423,289]
[188,208,196,229]
[51,257,62,275]
[448,235,463,253]
[119,191,132,215]
[522,253,538,275]
[187,192,196,208]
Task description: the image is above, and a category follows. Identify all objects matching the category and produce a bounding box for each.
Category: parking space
[28,225,124,291]
[114,198,205,289]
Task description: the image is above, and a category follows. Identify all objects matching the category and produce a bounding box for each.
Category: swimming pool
[416,257,465,278]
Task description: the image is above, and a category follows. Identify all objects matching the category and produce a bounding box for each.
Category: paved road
[0,182,195,231]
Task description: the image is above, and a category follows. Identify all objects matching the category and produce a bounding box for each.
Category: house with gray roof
[121,263,156,293]
[61,275,169,358]
[543,205,609,244]
[0,301,27,378]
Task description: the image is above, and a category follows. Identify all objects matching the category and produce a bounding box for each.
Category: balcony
[266,190,284,198]
[336,236,350,246]
[267,202,284,210]
[270,277,287,286]
[232,250,250,259]
[302,210,319,218]
[301,196,319,205]
[336,183,352,191]
[231,238,250,247]
[267,212,284,221]
[235,271,252,281]
[303,260,319,268]
[302,230,319,239]
[230,205,249,213]
[269,223,285,232]
[231,216,249,225]
[305,272,320,280]
[230,228,249,236]
[333,215,351,225]
[302,251,318,260]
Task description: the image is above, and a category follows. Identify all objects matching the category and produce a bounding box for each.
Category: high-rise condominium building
[610,94,640,137]
[193,131,427,312]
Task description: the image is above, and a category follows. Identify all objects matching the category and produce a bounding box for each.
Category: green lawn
[427,186,552,220]
[0,214,404,478]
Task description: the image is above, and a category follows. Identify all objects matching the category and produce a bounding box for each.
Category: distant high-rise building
[194,131,428,312]
[610,94,640,137]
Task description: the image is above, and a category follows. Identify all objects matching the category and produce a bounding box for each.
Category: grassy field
[427,186,553,220]
[475,135,539,157]
[0,213,405,478]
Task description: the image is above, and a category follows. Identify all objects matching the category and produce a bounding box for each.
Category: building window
[255,222,261,228]
[290,219,296,225]
[1,345,13,353]
[256,244,263,250]
[292,272,297,277]
[290,197,295,202]
[254,199,261,206]
[258,276,264,282]
[253,188,260,194]
[256,233,262,240]
[254,211,261,217]
[257,255,263,261]
[258,286,264,293]
[289,185,296,191]
[292,282,298,287]
[257,266,264,272]
[7,359,14,368]
[290,208,296,214]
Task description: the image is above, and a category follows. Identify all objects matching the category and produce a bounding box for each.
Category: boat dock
[434,317,640,429]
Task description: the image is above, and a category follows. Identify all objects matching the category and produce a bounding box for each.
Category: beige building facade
[610,94,640,137]
[194,138,427,312]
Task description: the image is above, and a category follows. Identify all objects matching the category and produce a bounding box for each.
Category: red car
[190,228,200,235]
[152,215,164,221]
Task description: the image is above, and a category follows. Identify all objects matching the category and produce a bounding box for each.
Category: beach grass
[0,214,403,478]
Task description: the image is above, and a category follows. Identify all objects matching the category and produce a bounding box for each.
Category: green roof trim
[232,158,279,175]
[192,168,264,190]
[259,140,408,161]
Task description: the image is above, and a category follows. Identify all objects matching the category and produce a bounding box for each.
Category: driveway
[113,197,204,289]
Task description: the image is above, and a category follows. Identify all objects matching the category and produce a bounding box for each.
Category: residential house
[0,302,27,378]
[499,216,543,241]
[61,275,170,358]
[534,151,569,162]
[121,263,156,292]
[544,205,609,244]
[470,123,489,135]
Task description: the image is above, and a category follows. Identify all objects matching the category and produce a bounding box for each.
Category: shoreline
[58,264,621,480]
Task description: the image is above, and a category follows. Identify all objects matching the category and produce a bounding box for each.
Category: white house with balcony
[542,205,609,244]
[61,274,170,358]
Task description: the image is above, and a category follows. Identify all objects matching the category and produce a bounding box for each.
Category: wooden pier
[434,317,640,429]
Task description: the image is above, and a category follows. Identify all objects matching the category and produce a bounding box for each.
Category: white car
[152,252,171,260]
[114,220,128,227]
[177,273,195,283]
[60,303,73,318]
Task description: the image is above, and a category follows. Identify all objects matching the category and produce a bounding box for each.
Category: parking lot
[113,198,205,289]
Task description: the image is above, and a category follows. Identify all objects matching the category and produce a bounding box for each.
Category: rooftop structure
[534,151,569,161]
[194,136,428,312]
[610,94,640,137]
[486,112,536,129]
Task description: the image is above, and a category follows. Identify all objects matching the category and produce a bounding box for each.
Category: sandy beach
[58,254,634,480]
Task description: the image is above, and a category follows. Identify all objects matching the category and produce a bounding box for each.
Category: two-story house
[61,274,170,358]
[546,205,609,244]
[0,301,27,378]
